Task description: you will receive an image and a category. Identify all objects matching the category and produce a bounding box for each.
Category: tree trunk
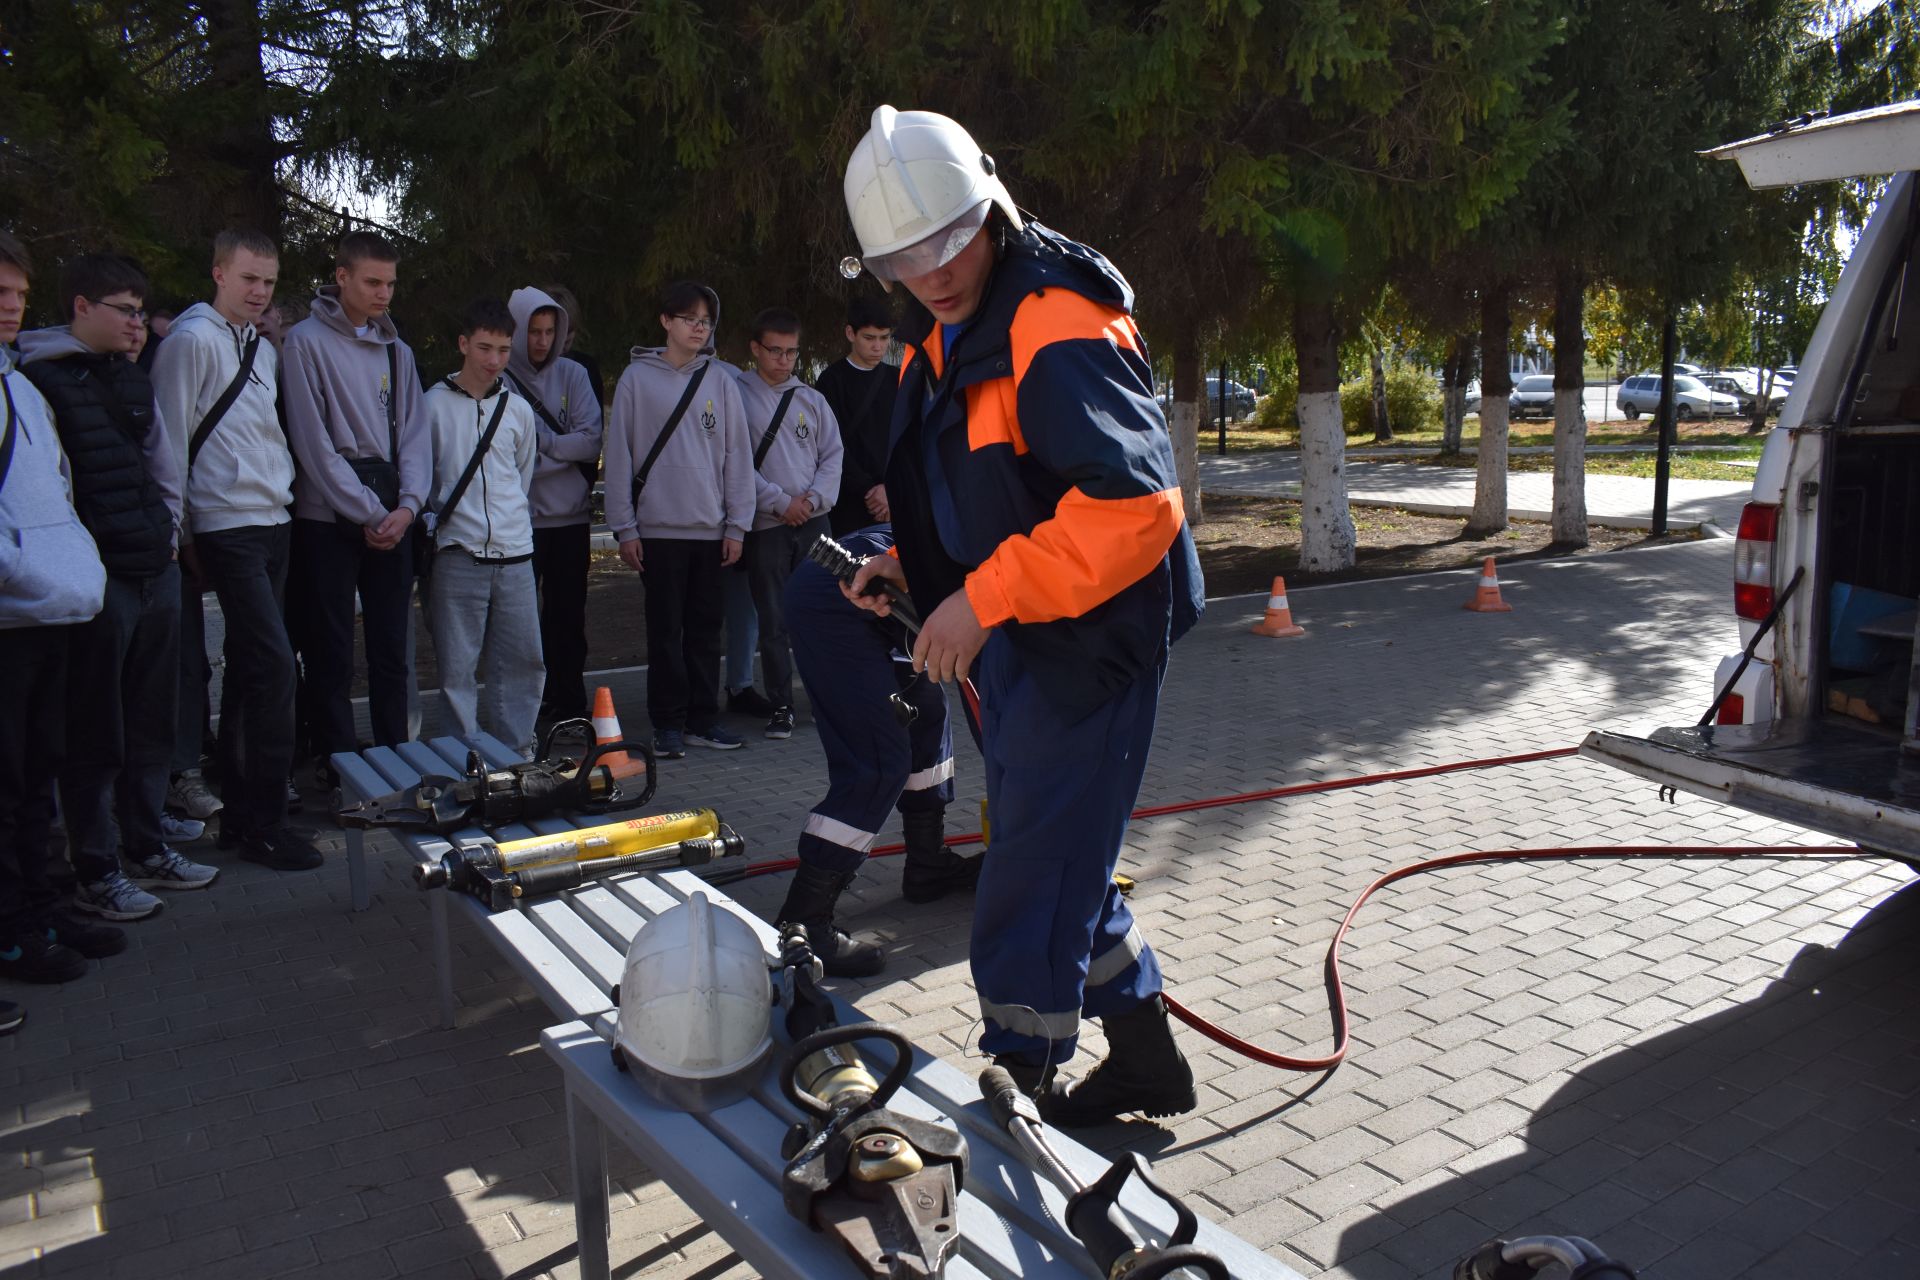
[1551,263,1588,547]
[1748,367,1774,435]
[1441,336,1464,455]
[1370,345,1392,442]
[202,0,284,236]
[1169,337,1204,526]
[1468,284,1512,536]
[1293,296,1355,571]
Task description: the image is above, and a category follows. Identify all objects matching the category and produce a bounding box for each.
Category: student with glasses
[603,282,755,758]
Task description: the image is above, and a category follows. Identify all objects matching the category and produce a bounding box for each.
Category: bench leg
[567,1080,611,1280]
[431,888,457,1029]
[346,826,370,913]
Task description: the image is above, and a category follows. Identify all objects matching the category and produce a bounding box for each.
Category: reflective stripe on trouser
[786,553,952,876]
[972,632,1164,1062]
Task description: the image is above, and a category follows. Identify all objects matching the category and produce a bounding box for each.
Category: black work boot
[1044,997,1196,1127]
[899,808,982,904]
[776,864,885,978]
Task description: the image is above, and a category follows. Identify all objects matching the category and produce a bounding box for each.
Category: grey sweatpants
[427,550,545,756]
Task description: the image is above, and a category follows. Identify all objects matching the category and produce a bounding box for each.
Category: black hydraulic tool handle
[502,834,740,899]
[979,1068,1230,1280]
[538,716,660,809]
[806,533,924,633]
[781,1022,916,1119]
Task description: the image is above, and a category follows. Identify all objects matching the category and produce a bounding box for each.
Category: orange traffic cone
[589,686,648,779]
[1251,576,1306,637]
[1464,556,1513,613]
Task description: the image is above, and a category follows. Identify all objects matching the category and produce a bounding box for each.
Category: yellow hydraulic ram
[415,809,742,909]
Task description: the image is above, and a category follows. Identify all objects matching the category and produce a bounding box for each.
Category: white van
[1583,101,1920,859]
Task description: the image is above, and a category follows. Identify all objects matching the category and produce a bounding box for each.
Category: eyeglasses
[670,314,714,331]
[756,344,800,359]
[90,299,148,323]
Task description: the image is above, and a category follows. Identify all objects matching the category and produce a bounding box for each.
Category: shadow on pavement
[1335,879,1920,1279]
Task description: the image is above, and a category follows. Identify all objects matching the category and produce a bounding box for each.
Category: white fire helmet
[613,892,773,1112]
[842,106,1024,285]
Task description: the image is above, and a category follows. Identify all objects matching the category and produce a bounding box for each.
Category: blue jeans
[428,551,545,756]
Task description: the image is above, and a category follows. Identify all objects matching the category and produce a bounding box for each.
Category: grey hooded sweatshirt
[604,348,755,544]
[731,367,843,533]
[280,286,430,526]
[504,286,603,528]
[151,301,294,536]
[0,348,106,628]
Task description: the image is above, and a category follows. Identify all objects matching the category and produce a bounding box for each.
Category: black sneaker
[727,686,776,718]
[285,775,304,810]
[766,707,795,740]
[45,911,128,959]
[0,1001,22,1035]
[239,826,325,871]
[0,932,87,984]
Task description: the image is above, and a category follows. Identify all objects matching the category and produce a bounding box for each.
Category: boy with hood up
[152,229,323,873]
[503,286,603,723]
[0,231,110,1000]
[281,231,430,760]
[18,254,220,926]
[603,281,755,759]
[733,307,843,740]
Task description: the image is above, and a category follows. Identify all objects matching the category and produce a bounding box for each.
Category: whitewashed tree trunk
[1297,390,1355,570]
[1551,388,1588,544]
[1169,396,1203,525]
[1469,397,1510,534]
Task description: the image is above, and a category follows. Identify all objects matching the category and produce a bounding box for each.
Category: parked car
[1616,373,1740,420]
[1155,377,1257,420]
[1507,374,1558,419]
[1464,379,1481,413]
[1584,99,1920,864]
[1700,371,1787,417]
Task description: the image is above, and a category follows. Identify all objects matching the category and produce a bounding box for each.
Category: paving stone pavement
[1200,452,1754,532]
[5,538,1917,1280]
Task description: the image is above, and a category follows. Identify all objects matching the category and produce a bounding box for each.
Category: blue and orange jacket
[884,220,1204,721]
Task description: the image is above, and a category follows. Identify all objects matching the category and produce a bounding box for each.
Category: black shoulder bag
[628,362,709,514]
[187,334,260,467]
[338,343,403,537]
[504,369,598,486]
[421,387,511,580]
[752,388,799,470]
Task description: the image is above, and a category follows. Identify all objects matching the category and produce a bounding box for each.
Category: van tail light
[1733,502,1779,621]
[1717,694,1746,725]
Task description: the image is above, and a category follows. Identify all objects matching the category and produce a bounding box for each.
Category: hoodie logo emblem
[558,394,570,427]
[378,373,392,413]
[795,412,810,442]
[701,399,716,433]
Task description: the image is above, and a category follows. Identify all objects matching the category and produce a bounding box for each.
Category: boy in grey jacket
[504,286,602,723]
[424,300,543,754]
[281,232,430,757]
[734,308,842,739]
[152,229,322,873]
[603,282,755,758]
[0,232,111,996]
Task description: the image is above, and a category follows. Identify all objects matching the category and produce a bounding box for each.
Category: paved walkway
[1201,452,1754,532]
[4,540,1914,1280]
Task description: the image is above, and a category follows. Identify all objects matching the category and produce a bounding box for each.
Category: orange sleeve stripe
[965,485,1185,627]
[1009,291,1143,387]
[964,379,1026,454]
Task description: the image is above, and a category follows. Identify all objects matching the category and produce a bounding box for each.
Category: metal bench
[330,735,1300,1280]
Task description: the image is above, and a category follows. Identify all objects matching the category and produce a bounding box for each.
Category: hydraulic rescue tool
[777,927,966,1279]
[1453,1235,1636,1279]
[414,808,744,911]
[334,718,657,834]
[978,1066,1228,1280]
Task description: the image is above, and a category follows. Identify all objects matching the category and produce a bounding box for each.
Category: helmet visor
[863,200,991,282]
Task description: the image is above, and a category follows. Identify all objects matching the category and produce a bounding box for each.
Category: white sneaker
[167,770,223,819]
[73,871,163,921]
[159,813,205,843]
[129,848,219,891]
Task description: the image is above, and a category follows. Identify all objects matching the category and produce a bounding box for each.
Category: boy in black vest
[18,256,220,925]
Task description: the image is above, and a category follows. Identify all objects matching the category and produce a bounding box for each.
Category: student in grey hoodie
[423,299,543,755]
[733,308,842,740]
[0,232,110,996]
[504,285,602,723]
[603,281,755,759]
[281,232,429,758]
[152,229,323,874]
[18,254,215,928]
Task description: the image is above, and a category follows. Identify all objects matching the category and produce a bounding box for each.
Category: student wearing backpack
[422,300,543,755]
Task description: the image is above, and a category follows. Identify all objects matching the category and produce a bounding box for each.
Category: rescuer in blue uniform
[839,107,1205,1125]
[773,523,976,977]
